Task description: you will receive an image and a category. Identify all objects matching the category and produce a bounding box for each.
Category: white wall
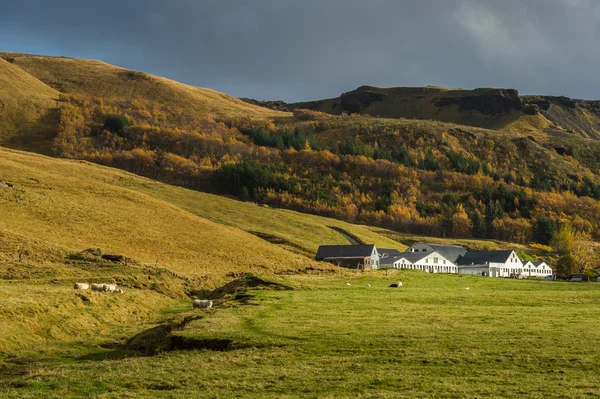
[393,251,457,274]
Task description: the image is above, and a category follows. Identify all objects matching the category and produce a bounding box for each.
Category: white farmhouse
[457,250,523,277]
[523,261,553,278]
[380,251,458,273]
[315,244,380,270]
[406,243,467,265]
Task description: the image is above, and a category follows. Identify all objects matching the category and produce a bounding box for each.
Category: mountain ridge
[245,85,600,140]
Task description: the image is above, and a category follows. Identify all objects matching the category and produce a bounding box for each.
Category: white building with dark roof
[380,250,459,273]
[406,243,467,264]
[315,244,380,270]
[457,250,523,277]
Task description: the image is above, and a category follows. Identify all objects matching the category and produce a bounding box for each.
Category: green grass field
[4,272,600,398]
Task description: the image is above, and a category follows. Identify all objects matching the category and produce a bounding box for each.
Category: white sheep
[91,283,104,292]
[73,283,89,290]
[364,284,371,287]
[103,284,117,292]
[193,299,213,309]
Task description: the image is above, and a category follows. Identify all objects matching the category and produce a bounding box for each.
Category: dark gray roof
[380,252,428,265]
[532,261,547,267]
[425,244,467,263]
[316,244,375,261]
[378,248,403,257]
[458,250,513,265]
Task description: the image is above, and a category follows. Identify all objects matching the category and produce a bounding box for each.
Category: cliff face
[522,96,600,139]
[433,88,521,116]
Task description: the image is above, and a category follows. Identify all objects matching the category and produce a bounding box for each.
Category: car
[569,274,585,282]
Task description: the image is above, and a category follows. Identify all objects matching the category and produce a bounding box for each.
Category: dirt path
[328,226,364,245]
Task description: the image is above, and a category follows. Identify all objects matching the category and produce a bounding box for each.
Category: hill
[281,85,600,139]
[0,145,408,353]
[0,57,59,153]
[0,52,287,120]
[2,52,600,260]
[0,146,407,280]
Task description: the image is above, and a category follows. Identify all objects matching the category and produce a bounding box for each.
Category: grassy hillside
[0,147,317,280]
[0,146,405,276]
[0,52,288,120]
[3,52,600,255]
[5,272,600,397]
[125,181,407,255]
[0,58,59,153]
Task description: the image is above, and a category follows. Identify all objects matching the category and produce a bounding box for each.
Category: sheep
[465,287,471,290]
[193,299,213,309]
[103,284,117,292]
[114,288,124,294]
[91,283,118,292]
[73,283,89,290]
[346,282,351,286]
[91,283,104,292]
[364,284,371,287]
[389,281,403,288]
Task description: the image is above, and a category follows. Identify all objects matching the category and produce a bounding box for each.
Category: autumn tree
[452,204,473,237]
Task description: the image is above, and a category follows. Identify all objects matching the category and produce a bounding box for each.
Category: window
[422,249,427,252]
[443,260,446,264]
[425,259,429,264]
[434,257,439,264]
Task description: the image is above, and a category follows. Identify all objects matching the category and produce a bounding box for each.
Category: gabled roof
[533,261,548,267]
[316,244,375,261]
[380,251,429,265]
[426,244,467,263]
[457,250,514,265]
[378,248,403,257]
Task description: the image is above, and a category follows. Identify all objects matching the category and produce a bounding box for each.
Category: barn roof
[458,250,514,265]
[425,244,467,263]
[378,248,403,257]
[533,261,547,267]
[316,244,375,260]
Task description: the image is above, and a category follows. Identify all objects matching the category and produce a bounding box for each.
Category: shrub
[292,109,327,121]
[104,114,130,133]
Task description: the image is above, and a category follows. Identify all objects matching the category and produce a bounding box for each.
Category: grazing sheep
[114,288,124,294]
[193,299,213,309]
[465,287,471,290]
[91,283,104,292]
[389,281,403,288]
[73,283,89,290]
[346,282,351,286]
[364,284,371,287]
[103,284,117,292]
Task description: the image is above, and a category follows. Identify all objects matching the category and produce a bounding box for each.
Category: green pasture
[3,271,600,398]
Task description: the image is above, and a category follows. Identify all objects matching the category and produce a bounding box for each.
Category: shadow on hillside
[6,108,60,156]
[77,315,247,361]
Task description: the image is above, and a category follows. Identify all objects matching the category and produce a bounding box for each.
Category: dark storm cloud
[1,0,599,101]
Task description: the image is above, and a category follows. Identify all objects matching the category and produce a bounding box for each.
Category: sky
[1,0,599,102]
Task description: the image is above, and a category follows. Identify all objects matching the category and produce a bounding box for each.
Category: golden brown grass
[0,147,318,281]
[0,52,289,120]
[0,58,59,153]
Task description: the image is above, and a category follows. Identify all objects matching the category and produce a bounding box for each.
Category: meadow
[3,271,600,398]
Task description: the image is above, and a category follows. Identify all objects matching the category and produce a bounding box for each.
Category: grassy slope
[0,146,407,354]
[122,180,407,254]
[5,272,600,398]
[0,147,317,280]
[0,58,59,153]
[0,146,404,268]
[0,52,288,120]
